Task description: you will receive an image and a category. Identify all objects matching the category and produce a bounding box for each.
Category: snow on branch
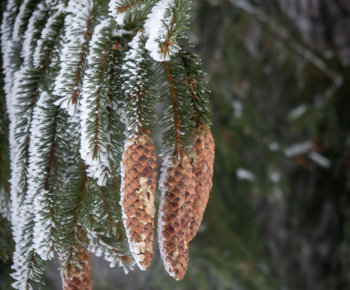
[88,181,134,271]
[122,31,157,136]
[33,4,66,68]
[144,0,192,62]
[27,91,58,261]
[21,2,50,67]
[80,18,115,186]
[54,0,94,115]
[1,0,38,125]
[109,0,158,25]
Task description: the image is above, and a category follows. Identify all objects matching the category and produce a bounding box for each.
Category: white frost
[80,19,112,186]
[144,0,177,61]
[54,0,94,115]
[108,0,127,25]
[28,92,56,261]
[33,4,65,68]
[122,32,147,136]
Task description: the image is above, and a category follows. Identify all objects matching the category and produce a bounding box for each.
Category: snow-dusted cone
[189,130,215,241]
[121,134,157,270]
[61,249,92,290]
[158,156,196,280]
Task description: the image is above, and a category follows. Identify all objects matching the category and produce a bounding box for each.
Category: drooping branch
[54,0,94,113]
[180,50,212,129]
[160,60,195,159]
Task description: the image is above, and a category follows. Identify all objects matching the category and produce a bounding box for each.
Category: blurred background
[1,0,350,289]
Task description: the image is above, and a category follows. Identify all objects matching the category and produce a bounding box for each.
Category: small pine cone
[189,130,215,241]
[158,156,196,280]
[61,248,92,290]
[121,134,157,270]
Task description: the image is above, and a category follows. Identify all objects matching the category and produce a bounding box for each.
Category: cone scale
[158,155,196,280]
[189,130,215,241]
[121,134,157,270]
[61,249,92,290]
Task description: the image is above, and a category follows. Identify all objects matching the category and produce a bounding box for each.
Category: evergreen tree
[0,0,214,289]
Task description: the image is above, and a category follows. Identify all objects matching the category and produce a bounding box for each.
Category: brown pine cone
[158,155,196,280]
[61,248,92,290]
[189,130,215,241]
[121,134,157,270]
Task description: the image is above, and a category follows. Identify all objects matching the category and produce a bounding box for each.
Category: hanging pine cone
[189,129,215,241]
[158,155,196,280]
[121,134,157,270]
[61,248,92,290]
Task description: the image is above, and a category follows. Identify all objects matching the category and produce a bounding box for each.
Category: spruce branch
[180,50,212,129]
[159,60,195,159]
[9,3,65,288]
[108,39,125,168]
[0,0,212,285]
[54,0,94,114]
[57,158,91,279]
[21,2,51,68]
[80,18,116,186]
[84,32,134,270]
[122,31,157,136]
[33,5,66,68]
[29,92,59,261]
[1,0,39,124]
[144,0,192,62]
[88,180,134,271]
[109,0,157,25]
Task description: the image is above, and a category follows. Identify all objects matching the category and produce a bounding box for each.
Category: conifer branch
[88,180,134,271]
[144,0,191,61]
[10,3,66,288]
[122,31,157,136]
[58,163,90,278]
[109,0,157,25]
[25,8,49,66]
[162,61,183,154]
[29,92,60,261]
[81,18,114,186]
[0,0,211,285]
[160,60,195,159]
[108,38,126,168]
[2,0,39,124]
[33,6,66,68]
[54,0,94,114]
[180,50,212,129]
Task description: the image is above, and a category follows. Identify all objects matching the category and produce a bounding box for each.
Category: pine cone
[189,130,215,241]
[61,248,92,290]
[121,134,157,270]
[158,156,196,280]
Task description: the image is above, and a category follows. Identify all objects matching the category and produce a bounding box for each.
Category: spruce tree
[0,0,214,289]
